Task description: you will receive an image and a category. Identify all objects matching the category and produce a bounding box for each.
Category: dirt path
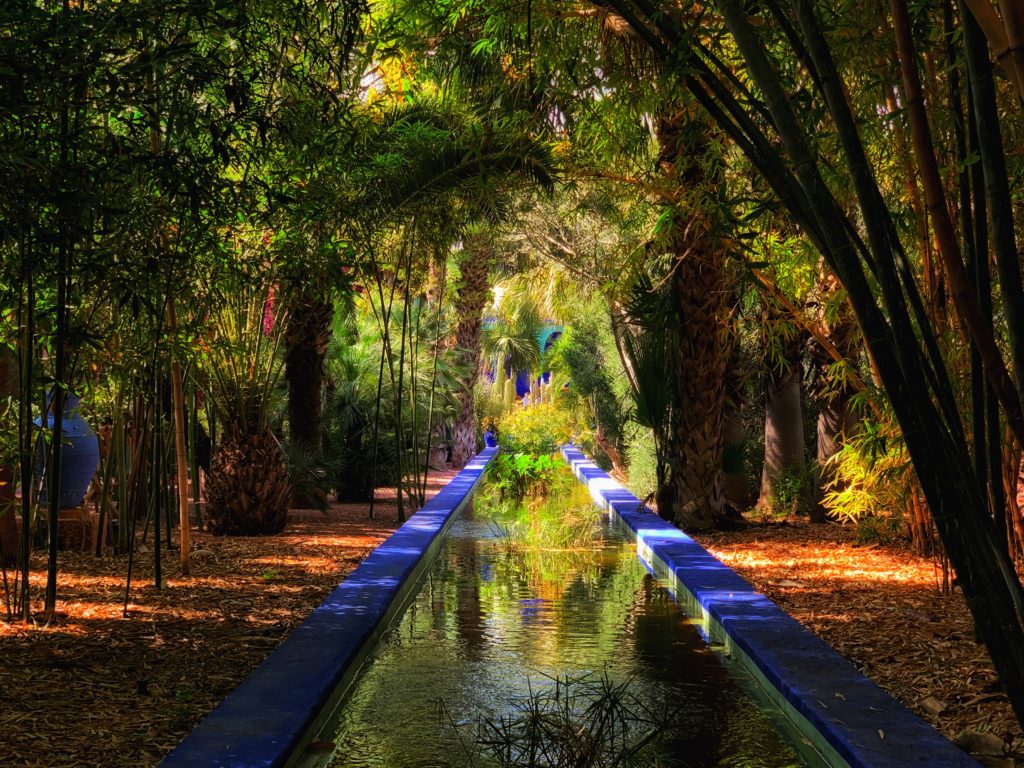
[696,521,1020,761]
[0,471,454,768]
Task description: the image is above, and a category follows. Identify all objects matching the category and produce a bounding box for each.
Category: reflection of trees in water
[629,575,800,767]
[452,532,488,660]
[330,477,802,768]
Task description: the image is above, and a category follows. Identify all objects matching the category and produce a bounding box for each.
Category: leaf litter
[698,520,1023,762]
[0,473,454,767]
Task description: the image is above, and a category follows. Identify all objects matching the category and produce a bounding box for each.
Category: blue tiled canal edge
[561,445,979,768]
[161,447,498,768]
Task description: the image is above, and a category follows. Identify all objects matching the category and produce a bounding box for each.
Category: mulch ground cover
[697,520,1021,765]
[3,483,1019,766]
[0,471,453,768]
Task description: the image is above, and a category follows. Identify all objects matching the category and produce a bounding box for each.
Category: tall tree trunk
[757,296,808,514]
[655,113,736,531]
[758,356,806,513]
[721,336,755,509]
[809,277,862,522]
[284,292,333,507]
[813,392,858,519]
[451,235,492,468]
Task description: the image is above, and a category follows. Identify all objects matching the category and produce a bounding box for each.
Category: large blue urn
[39,394,100,508]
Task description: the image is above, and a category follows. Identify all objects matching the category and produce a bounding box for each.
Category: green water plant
[488,453,566,501]
[444,671,675,768]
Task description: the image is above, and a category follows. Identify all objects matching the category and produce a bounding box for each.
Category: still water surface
[329,482,807,767]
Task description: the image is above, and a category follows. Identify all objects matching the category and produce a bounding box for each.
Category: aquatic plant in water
[441,671,677,768]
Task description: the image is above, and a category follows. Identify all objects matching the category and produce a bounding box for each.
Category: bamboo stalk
[890,0,1024,451]
[168,301,191,575]
[153,377,162,590]
[421,263,448,500]
[963,4,1024,414]
[963,0,1024,101]
[17,266,34,620]
[189,384,201,528]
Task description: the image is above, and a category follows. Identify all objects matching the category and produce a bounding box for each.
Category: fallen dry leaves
[6,485,1018,766]
[0,473,454,768]
[696,521,1022,759]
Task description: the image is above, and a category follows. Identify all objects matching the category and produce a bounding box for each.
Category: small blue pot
[483,429,498,448]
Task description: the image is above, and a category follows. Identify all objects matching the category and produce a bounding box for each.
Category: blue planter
[38,394,100,508]
[483,430,498,448]
[515,370,531,398]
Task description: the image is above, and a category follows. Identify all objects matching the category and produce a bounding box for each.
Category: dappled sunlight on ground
[697,520,1021,748]
[0,470,455,767]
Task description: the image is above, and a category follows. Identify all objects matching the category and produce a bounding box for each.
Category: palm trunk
[451,235,492,468]
[284,293,333,508]
[654,114,735,531]
[661,252,733,530]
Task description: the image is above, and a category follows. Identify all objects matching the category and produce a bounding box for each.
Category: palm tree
[284,288,334,508]
[451,231,494,467]
[282,102,556,478]
[653,112,738,531]
[201,272,291,535]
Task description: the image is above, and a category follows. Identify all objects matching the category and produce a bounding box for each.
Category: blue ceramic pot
[38,394,100,508]
[483,429,498,448]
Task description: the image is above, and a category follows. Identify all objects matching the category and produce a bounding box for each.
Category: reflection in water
[330,483,804,767]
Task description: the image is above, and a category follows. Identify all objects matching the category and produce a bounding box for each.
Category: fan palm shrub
[200,277,291,535]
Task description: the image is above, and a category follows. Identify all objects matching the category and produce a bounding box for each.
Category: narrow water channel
[328,475,810,767]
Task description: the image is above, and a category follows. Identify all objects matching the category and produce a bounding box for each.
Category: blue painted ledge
[561,445,979,768]
[162,447,498,768]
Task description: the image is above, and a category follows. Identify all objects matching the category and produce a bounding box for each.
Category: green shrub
[498,402,576,455]
[821,420,913,525]
[625,428,658,500]
[763,464,815,517]
[488,452,566,500]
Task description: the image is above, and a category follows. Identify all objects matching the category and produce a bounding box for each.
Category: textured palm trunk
[655,115,735,531]
[659,245,735,530]
[206,429,291,535]
[285,293,333,507]
[451,236,492,468]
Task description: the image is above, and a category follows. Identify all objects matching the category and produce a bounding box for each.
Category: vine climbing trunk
[451,234,492,468]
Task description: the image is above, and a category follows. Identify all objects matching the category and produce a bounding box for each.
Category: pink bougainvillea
[262,285,277,335]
